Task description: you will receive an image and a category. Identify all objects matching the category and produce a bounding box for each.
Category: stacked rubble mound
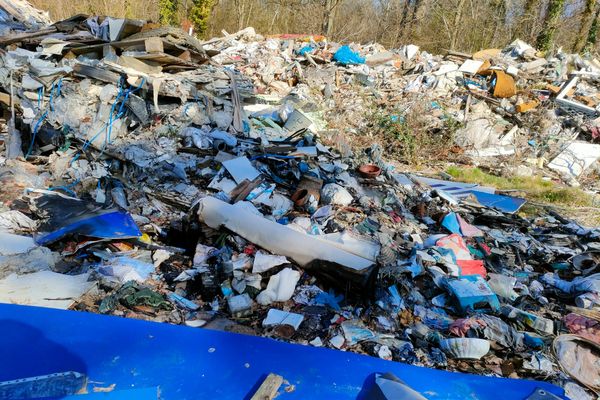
[1,4,600,399]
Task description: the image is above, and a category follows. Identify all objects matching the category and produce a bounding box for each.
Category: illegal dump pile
[1,3,600,399]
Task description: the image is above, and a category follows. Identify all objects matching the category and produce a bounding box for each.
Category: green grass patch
[445,166,593,208]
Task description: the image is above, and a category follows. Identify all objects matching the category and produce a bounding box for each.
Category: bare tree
[585,6,600,52]
[537,0,566,51]
[450,0,467,49]
[520,0,542,42]
[322,0,344,37]
[574,0,597,52]
[29,0,599,54]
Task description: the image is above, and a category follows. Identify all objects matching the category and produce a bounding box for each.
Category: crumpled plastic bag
[256,267,300,305]
[563,313,600,345]
[321,183,353,206]
[333,45,365,65]
[97,256,155,283]
[450,314,524,350]
[553,334,600,391]
[252,250,288,273]
[180,126,237,149]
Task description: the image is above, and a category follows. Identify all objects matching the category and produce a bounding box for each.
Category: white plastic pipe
[197,196,373,271]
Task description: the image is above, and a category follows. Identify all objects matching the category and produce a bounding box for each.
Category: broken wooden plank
[199,27,255,46]
[250,373,283,400]
[445,49,472,59]
[68,37,203,59]
[103,44,117,59]
[0,92,18,107]
[117,55,162,74]
[231,178,262,203]
[0,27,57,46]
[464,93,471,121]
[466,90,501,107]
[177,50,191,62]
[72,63,121,84]
[132,52,198,67]
[144,37,164,54]
[230,179,251,202]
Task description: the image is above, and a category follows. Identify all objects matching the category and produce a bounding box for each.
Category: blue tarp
[468,190,527,214]
[0,304,566,399]
[297,45,315,56]
[333,45,365,65]
[441,212,461,234]
[413,176,527,214]
[35,210,141,246]
[41,388,158,399]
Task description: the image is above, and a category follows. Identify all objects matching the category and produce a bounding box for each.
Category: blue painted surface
[42,388,157,399]
[0,304,566,399]
[469,190,527,214]
[413,176,526,214]
[35,211,141,245]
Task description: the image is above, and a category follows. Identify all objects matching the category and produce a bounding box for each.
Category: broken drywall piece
[458,59,485,74]
[548,141,600,179]
[222,156,261,184]
[0,271,94,309]
[0,232,37,256]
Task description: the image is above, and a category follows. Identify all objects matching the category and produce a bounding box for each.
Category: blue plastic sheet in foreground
[0,304,566,399]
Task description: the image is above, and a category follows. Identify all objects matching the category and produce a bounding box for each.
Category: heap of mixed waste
[1,4,600,399]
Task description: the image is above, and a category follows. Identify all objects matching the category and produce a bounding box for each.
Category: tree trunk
[586,6,600,51]
[322,0,336,38]
[268,6,280,33]
[450,0,467,50]
[574,0,598,52]
[490,0,506,46]
[245,1,253,28]
[403,0,425,43]
[536,0,565,52]
[397,0,412,39]
[410,0,423,25]
[234,0,244,31]
[520,0,542,42]
[374,0,391,43]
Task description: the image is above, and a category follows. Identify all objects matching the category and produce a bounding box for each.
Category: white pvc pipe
[197,196,373,271]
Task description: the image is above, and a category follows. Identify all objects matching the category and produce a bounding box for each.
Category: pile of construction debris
[1,3,600,400]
